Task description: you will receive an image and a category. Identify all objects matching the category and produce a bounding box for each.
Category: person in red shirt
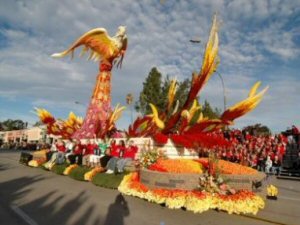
[44,139,66,168]
[116,140,139,173]
[56,139,66,153]
[82,139,98,166]
[105,139,123,173]
[277,143,286,162]
[106,140,136,174]
[117,140,126,158]
[110,139,118,157]
[123,141,138,159]
[250,154,258,169]
[68,140,84,165]
[85,139,98,155]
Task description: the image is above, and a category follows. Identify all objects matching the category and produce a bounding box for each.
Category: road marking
[10,204,39,225]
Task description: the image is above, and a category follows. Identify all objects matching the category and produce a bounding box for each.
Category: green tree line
[135,67,220,119]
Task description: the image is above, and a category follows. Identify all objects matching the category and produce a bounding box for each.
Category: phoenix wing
[220,82,269,123]
[51,28,118,61]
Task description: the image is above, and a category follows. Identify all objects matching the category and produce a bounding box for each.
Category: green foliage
[39,164,49,171]
[0,119,28,131]
[139,148,167,168]
[91,172,127,189]
[135,67,190,115]
[69,166,91,181]
[51,163,68,175]
[201,100,221,119]
[242,123,271,136]
[135,67,219,119]
[33,121,43,127]
[135,67,164,114]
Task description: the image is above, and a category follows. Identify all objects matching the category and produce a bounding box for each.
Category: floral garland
[118,172,265,215]
[28,158,47,167]
[63,164,78,175]
[84,167,104,181]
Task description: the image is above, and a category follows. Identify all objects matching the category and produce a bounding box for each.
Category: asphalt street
[1,150,300,225]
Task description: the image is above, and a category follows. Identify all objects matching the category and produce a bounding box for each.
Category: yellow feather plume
[248,81,261,97]
[149,103,165,129]
[167,79,177,110]
[221,82,269,123]
[109,104,126,124]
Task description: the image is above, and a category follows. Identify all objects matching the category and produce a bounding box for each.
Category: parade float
[35,15,270,215]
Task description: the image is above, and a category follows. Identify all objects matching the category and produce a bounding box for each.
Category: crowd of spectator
[0,141,50,151]
[3,124,300,175]
[199,126,300,175]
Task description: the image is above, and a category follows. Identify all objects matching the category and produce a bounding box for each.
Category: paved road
[0,150,300,225]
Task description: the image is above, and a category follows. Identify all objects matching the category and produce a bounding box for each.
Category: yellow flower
[63,164,78,175]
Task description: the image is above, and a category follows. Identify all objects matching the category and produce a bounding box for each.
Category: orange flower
[151,159,203,174]
[216,160,257,175]
[196,158,257,175]
[118,172,264,215]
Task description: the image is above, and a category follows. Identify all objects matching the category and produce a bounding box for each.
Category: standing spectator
[292,125,299,148]
[250,154,258,169]
[272,155,281,176]
[293,151,300,169]
[265,155,273,174]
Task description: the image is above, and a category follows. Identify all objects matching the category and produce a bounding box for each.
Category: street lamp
[75,101,83,105]
[126,93,134,124]
[214,70,227,111]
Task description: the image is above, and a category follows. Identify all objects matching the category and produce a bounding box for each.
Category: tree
[201,100,221,119]
[242,123,271,136]
[33,121,43,127]
[0,119,27,131]
[135,67,164,115]
[135,67,191,115]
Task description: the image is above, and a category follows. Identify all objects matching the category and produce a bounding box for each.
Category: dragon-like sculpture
[37,26,127,139]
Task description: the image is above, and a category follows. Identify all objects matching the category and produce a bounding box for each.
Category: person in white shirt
[65,139,74,160]
[265,155,272,174]
[50,140,57,152]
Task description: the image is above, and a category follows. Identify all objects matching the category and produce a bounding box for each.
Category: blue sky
[0,0,299,133]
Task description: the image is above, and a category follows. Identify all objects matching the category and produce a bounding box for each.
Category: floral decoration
[148,159,203,174]
[84,167,104,181]
[118,172,265,215]
[139,148,167,168]
[63,164,78,175]
[28,158,47,167]
[197,158,258,175]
